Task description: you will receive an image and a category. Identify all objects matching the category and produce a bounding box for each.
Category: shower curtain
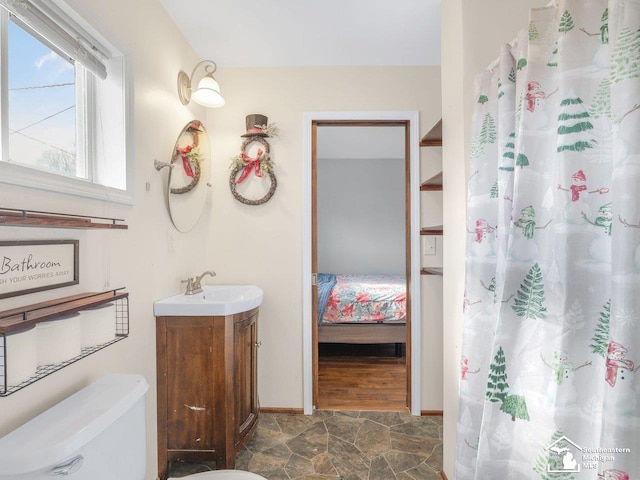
[456,1,640,478]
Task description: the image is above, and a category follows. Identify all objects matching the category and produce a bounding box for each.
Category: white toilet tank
[0,374,149,480]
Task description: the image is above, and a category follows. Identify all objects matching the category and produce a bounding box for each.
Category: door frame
[302,110,421,415]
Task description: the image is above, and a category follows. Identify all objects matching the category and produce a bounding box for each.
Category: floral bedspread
[321,274,406,324]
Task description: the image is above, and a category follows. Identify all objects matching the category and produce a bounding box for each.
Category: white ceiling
[159,0,441,67]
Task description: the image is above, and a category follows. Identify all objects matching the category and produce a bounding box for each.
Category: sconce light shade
[177,60,225,108]
[192,75,225,107]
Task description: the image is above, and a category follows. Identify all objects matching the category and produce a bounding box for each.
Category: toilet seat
[168,471,266,480]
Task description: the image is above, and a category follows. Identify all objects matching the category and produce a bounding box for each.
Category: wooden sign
[0,240,79,299]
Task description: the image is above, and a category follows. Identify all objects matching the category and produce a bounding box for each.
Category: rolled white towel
[5,326,38,386]
[36,313,81,366]
[80,303,116,347]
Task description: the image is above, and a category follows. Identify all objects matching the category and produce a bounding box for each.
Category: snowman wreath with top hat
[230,114,279,205]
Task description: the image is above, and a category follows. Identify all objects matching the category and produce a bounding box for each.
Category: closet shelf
[420,119,442,147]
[0,208,128,229]
[0,289,128,334]
[421,226,443,235]
[421,267,443,276]
[420,172,443,191]
[420,119,443,279]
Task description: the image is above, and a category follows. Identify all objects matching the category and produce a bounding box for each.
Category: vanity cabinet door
[164,317,216,451]
[233,311,258,446]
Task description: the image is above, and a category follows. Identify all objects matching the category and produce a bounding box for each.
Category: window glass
[7,19,79,178]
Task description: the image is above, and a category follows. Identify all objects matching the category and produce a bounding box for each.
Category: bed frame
[318,322,406,344]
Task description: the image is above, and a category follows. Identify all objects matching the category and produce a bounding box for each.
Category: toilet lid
[169,471,266,480]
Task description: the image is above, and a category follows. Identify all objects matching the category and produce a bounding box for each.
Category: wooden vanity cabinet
[156,308,259,479]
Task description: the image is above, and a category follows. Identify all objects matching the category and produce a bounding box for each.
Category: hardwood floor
[317,343,407,410]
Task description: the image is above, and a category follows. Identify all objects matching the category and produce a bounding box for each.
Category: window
[8,18,78,177]
[0,0,133,204]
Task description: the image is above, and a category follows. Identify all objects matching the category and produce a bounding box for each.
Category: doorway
[302,111,422,415]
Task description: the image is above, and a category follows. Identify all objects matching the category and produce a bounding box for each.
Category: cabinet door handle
[255,341,262,348]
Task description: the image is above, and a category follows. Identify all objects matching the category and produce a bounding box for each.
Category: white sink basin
[154,285,263,316]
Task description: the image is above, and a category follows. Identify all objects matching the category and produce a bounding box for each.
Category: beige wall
[441,0,550,476]
[0,0,208,478]
[205,66,443,410]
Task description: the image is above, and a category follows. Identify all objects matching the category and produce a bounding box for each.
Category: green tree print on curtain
[516,153,530,169]
[508,67,516,83]
[547,43,559,67]
[471,113,497,159]
[486,346,509,403]
[530,21,539,41]
[512,263,547,320]
[566,299,586,334]
[518,57,528,71]
[610,26,640,84]
[478,94,489,104]
[590,299,611,357]
[490,180,499,198]
[589,77,613,120]
[501,132,516,171]
[559,10,575,34]
[470,136,484,159]
[533,430,576,480]
[557,91,596,152]
[481,113,497,143]
[500,394,530,421]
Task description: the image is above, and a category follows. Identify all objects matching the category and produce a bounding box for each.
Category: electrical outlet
[423,236,436,256]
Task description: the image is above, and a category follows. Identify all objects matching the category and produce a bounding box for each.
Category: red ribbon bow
[236,149,266,184]
[176,145,195,178]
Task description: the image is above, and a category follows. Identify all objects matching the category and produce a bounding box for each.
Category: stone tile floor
[168,410,443,480]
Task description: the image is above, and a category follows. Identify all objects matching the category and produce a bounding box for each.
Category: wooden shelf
[421,225,443,235]
[421,267,443,276]
[0,208,127,229]
[420,119,442,147]
[420,172,443,191]
[0,290,128,334]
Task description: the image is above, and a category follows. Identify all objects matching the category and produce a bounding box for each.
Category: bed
[317,273,407,345]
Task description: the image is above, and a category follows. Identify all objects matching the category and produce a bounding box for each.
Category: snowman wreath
[171,121,205,195]
[229,114,278,205]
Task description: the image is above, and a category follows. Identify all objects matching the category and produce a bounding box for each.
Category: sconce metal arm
[177,60,218,106]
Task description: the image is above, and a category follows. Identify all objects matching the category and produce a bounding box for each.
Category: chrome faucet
[182,270,216,295]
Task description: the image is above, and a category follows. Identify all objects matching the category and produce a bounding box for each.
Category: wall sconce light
[177,60,225,108]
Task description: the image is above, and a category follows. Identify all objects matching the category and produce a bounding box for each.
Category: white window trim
[0,0,135,205]
[0,158,134,204]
